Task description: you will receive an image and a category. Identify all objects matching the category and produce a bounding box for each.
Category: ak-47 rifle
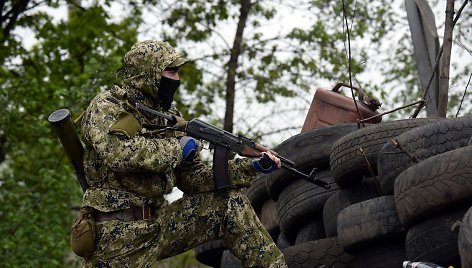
[136,103,330,190]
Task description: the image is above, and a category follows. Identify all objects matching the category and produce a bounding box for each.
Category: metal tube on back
[48,109,89,192]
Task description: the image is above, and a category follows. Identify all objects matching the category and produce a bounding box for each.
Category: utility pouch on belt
[70,207,96,257]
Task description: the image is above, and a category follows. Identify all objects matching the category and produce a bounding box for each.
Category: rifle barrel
[278,156,295,167]
[281,163,330,189]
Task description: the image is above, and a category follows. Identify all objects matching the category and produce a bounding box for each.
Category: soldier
[78,40,287,267]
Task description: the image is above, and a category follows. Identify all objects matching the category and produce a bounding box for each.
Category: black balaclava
[157,76,181,110]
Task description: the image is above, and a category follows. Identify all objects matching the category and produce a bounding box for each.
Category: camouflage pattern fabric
[79,40,286,267]
[84,190,285,268]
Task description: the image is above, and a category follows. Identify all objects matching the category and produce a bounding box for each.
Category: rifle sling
[213,145,230,190]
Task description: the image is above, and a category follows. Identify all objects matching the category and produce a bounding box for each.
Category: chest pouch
[109,111,141,139]
[70,207,96,257]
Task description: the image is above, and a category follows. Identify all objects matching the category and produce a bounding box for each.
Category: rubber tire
[395,146,472,226]
[276,232,292,250]
[277,169,338,242]
[377,116,472,194]
[349,239,406,268]
[260,199,280,240]
[246,174,269,214]
[405,205,469,267]
[323,178,380,237]
[282,237,356,268]
[220,250,242,268]
[459,206,472,268]
[265,123,360,201]
[195,239,226,268]
[337,195,404,252]
[294,218,326,245]
[330,118,442,188]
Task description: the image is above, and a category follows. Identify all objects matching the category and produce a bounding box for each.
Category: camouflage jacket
[80,84,256,212]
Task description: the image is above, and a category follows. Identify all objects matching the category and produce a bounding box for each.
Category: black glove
[252,153,278,173]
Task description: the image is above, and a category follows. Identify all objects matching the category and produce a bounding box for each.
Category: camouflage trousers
[83,190,287,268]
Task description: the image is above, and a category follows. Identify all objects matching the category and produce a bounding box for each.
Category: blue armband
[179,136,198,160]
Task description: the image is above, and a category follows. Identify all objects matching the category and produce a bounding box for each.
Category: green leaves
[1,0,469,266]
[158,0,398,135]
[0,2,140,267]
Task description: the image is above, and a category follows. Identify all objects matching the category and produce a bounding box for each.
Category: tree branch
[224,0,252,132]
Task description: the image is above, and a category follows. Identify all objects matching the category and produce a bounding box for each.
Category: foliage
[379,0,472,119]
[0,0,471,267]
[152,0,397,138]
[0,2,141,267]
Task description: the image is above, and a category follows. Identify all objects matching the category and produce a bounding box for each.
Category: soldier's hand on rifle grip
[173,115,187,129]
[252,152,281,173]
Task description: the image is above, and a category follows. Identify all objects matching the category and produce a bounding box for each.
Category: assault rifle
[136,103,330,190]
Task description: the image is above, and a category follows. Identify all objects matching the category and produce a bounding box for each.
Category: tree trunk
[1,0,31,43]
[224,0,252,132]
[438,0,454,117]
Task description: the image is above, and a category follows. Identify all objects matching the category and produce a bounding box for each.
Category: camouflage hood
[121,40,187,100]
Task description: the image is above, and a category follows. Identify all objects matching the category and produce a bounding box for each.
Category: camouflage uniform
[80,40,286,267]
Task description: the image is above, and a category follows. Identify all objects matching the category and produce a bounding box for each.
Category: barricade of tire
[267,124,359,254]
[205,117,472,267]
[393,145,472,267]
[282,118,472,268]
[275,119,423,267]
[218,124,356,267]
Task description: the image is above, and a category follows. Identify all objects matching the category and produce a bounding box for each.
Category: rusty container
[301,83,382,132]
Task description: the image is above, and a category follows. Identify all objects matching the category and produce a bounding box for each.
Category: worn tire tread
[330,118,441,187]
[395,146,472,225]
[277,170,337,242]
[282,237,356,267]
[266,124,359,200]
[378,116,472,194]
[337,196,404,251]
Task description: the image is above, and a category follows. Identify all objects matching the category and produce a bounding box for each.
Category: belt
[93,205,155,222]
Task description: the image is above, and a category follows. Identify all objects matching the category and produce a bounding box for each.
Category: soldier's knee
[226,189,252,209]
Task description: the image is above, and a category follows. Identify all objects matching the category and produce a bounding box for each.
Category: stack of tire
[381,116,472,268]
[201,117,472,267]
[282,116,472,268]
